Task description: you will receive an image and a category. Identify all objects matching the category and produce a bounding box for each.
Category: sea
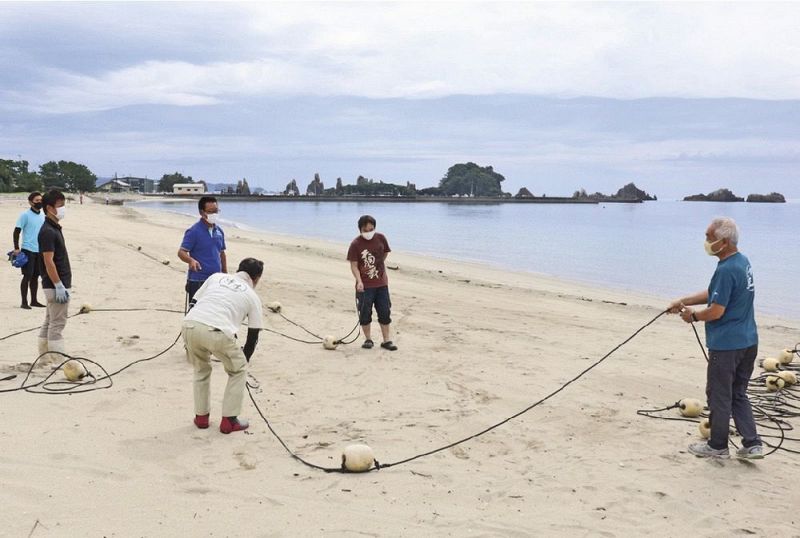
[135,199,800,320]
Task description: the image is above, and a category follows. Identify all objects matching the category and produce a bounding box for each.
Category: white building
[173,183,205,194]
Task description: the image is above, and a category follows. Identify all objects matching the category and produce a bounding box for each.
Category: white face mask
[56,206,66,221]
[205,213,218,225]
[704,238,723,256]
[361,231,375,241]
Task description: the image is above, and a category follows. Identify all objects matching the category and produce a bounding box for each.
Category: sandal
[361,339,374,349]
[380,341,398,351]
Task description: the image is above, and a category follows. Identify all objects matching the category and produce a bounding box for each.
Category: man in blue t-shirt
[12,192,46,309]
[668,217,762,460]
[178,196,227,307]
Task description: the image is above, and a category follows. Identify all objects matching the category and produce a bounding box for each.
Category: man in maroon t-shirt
[346,214,397,350]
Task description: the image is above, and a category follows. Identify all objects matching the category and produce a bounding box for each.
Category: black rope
[246,309,668,473]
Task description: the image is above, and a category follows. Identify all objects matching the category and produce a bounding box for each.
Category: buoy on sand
[778,371,797,386]
[62,360,88,382]
[778,349,794,365]
[699,418,711,439]
[341,444,375,472]
[766,375,785,392]
[267,301,282,313]
[679,398,704,418]
[322,335,338,350]
[761,357,780,372]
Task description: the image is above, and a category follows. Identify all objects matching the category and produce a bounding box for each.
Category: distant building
[173,183,205,194]
[120,176,155,194]
[96,179,132,193]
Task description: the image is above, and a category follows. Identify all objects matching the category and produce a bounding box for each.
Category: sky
[1,1,799,198]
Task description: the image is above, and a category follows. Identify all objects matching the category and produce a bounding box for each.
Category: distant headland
[0,157,786,204]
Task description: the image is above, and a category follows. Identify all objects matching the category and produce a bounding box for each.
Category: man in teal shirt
[12,192,45,309]
[668,217,762,460]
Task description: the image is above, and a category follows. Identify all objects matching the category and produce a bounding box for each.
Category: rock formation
[284,179,299,196]
[515,187,534,198]
[306,173,324,196]
[746,192,786,203]
[683,188,744,202]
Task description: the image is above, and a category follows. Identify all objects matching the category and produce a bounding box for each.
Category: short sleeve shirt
[15,209,45,252]
[183,272,263,339]
[347,233,391,289]
[37,218,71,289]
[705,252,758,351]
[180,220,226,282]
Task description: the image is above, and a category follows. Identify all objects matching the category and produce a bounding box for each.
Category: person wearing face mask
[182,257,264,434]
[667,216,761,460]
[36,189,72,367]
[12,191,46,309]
[347,214,397,351]
[178,196,227,307]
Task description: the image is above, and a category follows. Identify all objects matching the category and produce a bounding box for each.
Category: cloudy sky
[1,2,799,198]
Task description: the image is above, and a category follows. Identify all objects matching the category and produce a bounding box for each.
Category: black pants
[20,250,41,305]
[356,286,392,326]
[706,344,761,450]
[185,280,205,310]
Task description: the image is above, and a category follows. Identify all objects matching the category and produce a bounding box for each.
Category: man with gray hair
[668,217,762,459]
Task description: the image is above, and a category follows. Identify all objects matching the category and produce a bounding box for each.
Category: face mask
[704,238,723,256]
[361,231,375,241]
[32,202,42,211]
[56,206,66,221]
[205,213,218,225]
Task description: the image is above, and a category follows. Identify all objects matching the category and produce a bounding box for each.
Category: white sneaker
[688,442,730,458]
[736,445,764,460]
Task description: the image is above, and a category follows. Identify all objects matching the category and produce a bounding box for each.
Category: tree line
[0,159,97,193]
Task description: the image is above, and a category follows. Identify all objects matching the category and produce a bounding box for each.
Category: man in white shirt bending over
[182,257,264,434]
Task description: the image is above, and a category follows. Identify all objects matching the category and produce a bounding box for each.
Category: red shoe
[220,416,249,434]
[194,414,210,429]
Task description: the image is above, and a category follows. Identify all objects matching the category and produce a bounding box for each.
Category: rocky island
[683,188,744,202]
[746,192,786,203]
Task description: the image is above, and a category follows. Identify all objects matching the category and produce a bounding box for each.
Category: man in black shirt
[37,189,72,367]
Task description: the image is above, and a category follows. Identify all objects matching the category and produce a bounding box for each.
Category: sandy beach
[1,194,799,537]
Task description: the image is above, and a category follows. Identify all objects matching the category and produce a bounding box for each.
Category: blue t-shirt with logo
[15,209,45,252]
[180,220,226,282]
[705,252,758,351]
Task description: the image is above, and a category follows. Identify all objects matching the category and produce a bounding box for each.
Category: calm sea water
[136,199,800,320]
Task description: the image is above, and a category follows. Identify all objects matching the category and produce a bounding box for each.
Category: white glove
[54,282,70,303]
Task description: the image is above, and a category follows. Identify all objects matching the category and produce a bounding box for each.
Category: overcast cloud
[1,2,799,197]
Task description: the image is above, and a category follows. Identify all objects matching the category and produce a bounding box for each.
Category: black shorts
[356,286,392,326]
[20,250,41,280]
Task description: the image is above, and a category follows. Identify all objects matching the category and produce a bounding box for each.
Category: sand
[1,194,799,537]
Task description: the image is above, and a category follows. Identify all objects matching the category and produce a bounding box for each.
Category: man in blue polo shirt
[12,191,46,309]
[668,217,762,460]
[178,196,227,307]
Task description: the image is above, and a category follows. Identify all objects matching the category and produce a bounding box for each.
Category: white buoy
[766,375,785,392]
[777,371,797,386]
[267,301,282,313]
[341,444,375,472]
[62,360,88,382]
[778,349,794,365]
[699,418,711,439]
[322,335,338,350]
[679,398,704,418]
[79,303,93,314]
[762,357,780,372]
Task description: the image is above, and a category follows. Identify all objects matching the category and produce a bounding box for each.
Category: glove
[54,282,70,304]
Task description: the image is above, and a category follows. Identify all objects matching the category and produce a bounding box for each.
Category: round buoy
[777,371,797,386]
[322,335,338,350]
[766,375,785,392]
[267,301,282,313]
[341,444,375,472]
[778,349,794,365]
[62,360,88,382]
[699,418,711,439]
[79,303,93,314]
[761,357,780,372]
[679,398,704,418]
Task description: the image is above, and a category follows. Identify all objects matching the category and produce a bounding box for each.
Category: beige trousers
[182,321,247,417]
[39,288,69,341]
